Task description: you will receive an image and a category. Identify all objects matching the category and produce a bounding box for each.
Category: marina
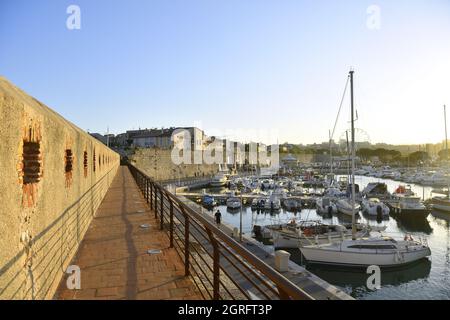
[184,173,450,299]
[2,0,450,305]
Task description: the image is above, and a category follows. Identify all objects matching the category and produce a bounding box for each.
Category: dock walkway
[56,166,201,300]
[178,197,352,300]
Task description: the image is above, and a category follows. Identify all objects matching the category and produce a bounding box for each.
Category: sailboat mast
[350,70,357,239]
[329,130,333,177]
[444,105,448,157]
[346,131,350,182]
[445,105,449,198]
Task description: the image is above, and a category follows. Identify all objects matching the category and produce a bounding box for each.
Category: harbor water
[190,175,450,300]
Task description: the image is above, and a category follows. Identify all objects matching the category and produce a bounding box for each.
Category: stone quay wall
[129,148,220,181]
[0,77,119,299]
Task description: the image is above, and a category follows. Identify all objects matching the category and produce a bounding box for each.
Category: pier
[56,167,201,300]
[176,192,318,210]
[57,164,353,300]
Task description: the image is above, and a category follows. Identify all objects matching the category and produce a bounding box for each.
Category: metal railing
[159,175,214,187]
[127,163,313,300]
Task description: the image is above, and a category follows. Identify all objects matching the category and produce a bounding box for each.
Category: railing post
[160,189,164,230]
[145,179,148,203]
[277,286,291,300]
[150,183,153,210]
[180,207,190,276]
[154,186,158,219]
[169,199,174,248]
[206,229,220,300]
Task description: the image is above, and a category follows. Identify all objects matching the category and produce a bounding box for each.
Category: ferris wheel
[338,128,371,154]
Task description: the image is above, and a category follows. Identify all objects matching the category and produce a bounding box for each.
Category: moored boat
[336,198,360,216]
[300,69,431,269]
[316,197,338,215]
[300,235,431,268]
[267,220,369,249]
[431,196,450,212]
[226,197,241,209]
[389,194,429,217]
[202,194,217,208]
[361,198,390,217]
[210,173,228,187]
[283,198,301,212]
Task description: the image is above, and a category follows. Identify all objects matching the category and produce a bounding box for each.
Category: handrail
[127,163,314,300]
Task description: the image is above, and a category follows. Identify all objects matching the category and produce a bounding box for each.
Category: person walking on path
[215,209,222,228]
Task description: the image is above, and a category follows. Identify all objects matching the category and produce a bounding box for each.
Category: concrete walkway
[56,166,202,300]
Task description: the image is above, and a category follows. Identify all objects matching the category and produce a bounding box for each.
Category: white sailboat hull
[336,200,360,216]
[300,242,431,267]
[301,247,430,267]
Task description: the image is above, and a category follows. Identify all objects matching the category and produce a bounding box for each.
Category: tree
[409,151,429,164]
[438,149,449,160]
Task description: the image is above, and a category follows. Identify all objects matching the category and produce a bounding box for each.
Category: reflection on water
[306,259,432,299]
[393,214,433,234]
[192,176,450,299]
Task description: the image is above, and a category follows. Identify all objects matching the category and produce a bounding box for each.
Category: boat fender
[315,235,319,245]
[376,205,383,215]
[395,251,404,263]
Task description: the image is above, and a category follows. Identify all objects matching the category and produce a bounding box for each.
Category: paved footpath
[56,166,202,300]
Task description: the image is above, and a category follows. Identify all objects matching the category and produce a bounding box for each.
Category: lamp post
[238,185,244,242]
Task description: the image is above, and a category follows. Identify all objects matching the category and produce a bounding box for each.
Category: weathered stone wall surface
[0,77,119,299]
[129,148,219,181]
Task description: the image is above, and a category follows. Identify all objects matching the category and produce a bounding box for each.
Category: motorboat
[210,173,228,187]
[300,235,431,268]
[283,198,301,212]
[361,182,392,200]
[336,198,360,216]
[316,197,338,215]
[226,197,241,209]
[264,195,281,211]
[267,220,369,249]
[354,168,368,176]
[261,179,274,190]
[251,198,259,210]
[202,194,217,208]
[393,185,415,197]
[361,198,390,217]
[421,172,448,187]
[431,196,450,212]
[390,194,429,216]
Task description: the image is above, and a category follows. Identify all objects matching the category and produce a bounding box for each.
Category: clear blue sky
[1,0,450,145]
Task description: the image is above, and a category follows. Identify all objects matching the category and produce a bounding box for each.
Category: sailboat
[336,129,360,216]
[300,69,431,267]
[431,105,450,212]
